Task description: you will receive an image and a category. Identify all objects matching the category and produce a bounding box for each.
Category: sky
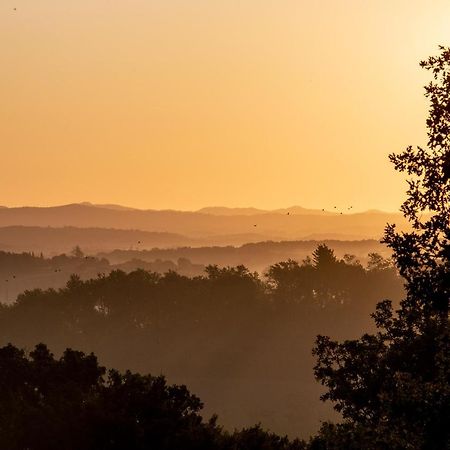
[1,0,450,212]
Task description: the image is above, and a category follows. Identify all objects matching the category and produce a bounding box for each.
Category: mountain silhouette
[0,204,411,247]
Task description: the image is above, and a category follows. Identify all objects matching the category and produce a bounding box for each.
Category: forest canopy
[0,245,402,438]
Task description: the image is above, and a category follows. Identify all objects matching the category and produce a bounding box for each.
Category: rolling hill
[0,204,409,250]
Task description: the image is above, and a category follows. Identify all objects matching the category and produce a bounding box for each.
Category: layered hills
[0,203,408,254]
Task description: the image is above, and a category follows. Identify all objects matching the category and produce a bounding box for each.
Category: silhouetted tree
[0,343,223,450]
[312,47,450,449]
[366,252,392,272]
[71,245,84,259]
[226,425,306,450]
[312,245,337,270]
[0,343,308,450]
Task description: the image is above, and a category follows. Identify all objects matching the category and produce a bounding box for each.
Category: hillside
[0,226,201,254]
[0,204,409,247]
[100,239,389,272]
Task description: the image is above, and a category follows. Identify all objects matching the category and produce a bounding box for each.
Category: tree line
[0,245,403,439]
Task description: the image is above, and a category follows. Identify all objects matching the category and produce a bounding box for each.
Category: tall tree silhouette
[312,244,337,270]
[312,47,450,450]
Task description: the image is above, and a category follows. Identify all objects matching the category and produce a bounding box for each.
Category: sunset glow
[2,0,450,211]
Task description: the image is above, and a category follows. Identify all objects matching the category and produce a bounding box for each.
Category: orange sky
[1,0,450,211]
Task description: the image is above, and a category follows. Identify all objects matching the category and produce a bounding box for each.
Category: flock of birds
[252,206,353,227]
[333,205,353,215]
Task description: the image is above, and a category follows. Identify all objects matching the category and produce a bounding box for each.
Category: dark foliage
[0,250,205,303]
[0,250,402,357]
[0,248,402,437]
[312,47,450,449]
[0,343,305,450]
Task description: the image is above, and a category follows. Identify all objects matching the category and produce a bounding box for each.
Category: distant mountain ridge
[0,203,409,249]
[197,207,268,216]
[79,202,139,211]
[2,203,395,216]
[197,205,339,216]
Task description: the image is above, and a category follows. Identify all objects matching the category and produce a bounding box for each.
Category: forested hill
[100,239,389,271]
[0,226,200,254]
[0,250,204,303]
[0,245,404,438]
[0,240,388,303]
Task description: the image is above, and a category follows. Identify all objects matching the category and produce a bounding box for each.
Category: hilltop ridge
[0,203,408,250]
